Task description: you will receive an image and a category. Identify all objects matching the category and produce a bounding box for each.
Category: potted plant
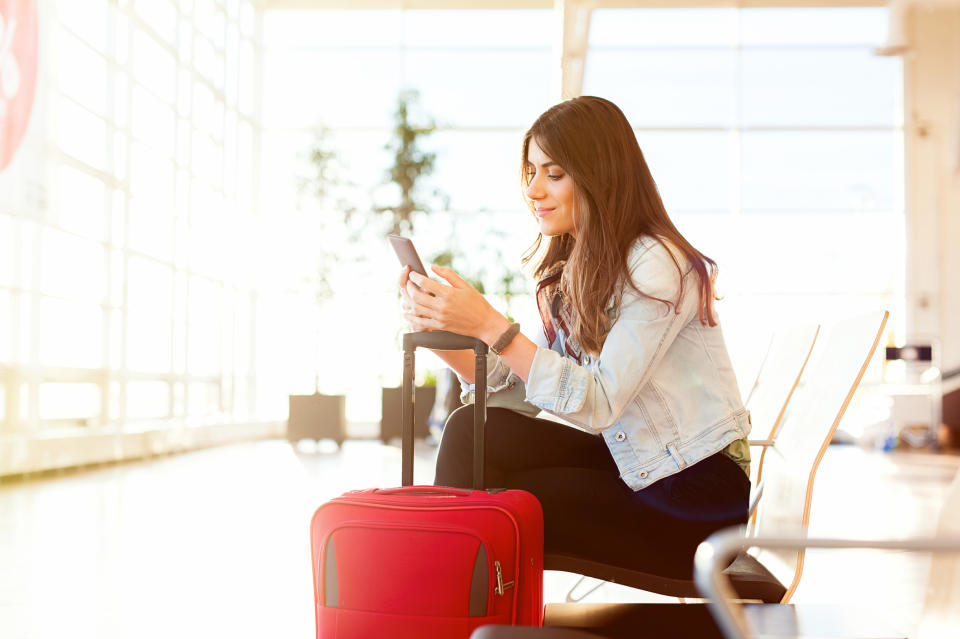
[380,369,438,444]
[371,89,446,236]
[376,91,449,442]
[286,129,357,448]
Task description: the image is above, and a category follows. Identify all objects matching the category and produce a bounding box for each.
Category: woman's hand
[398,264,534,383]
[399,265,509,343]
[398,266,434,333]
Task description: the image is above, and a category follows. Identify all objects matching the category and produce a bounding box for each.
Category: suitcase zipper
[324,521,509,613]
[494,560,514,596]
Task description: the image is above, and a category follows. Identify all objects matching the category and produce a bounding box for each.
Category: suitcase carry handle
[403,330,480,351]
[402,331,488,489]
[374,486,473,497]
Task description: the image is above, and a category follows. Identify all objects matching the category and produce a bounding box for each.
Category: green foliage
[301,128,358,221]
[373,90,444,236]
[303,134,337,203]
[428,249,486,294]
[300,128,360,308]
[431,250,454,268]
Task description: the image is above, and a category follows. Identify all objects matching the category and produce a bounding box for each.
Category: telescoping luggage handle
[402,331,487,489]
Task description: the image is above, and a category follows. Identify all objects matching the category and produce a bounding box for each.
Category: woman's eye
[548,173,564,181]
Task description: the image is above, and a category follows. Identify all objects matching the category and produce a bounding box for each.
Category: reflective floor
[1,438,957,638]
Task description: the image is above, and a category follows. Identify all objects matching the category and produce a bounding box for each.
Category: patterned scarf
[535,261,583,364]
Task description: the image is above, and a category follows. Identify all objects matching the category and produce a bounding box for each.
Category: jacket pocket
[632,395,663,450]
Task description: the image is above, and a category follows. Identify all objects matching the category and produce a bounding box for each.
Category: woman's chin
[537,221,557,236]
[538,224,571,238]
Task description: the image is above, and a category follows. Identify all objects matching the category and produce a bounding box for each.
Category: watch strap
[490,323,521,355]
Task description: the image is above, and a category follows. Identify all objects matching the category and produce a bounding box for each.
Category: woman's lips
[536,208,555,218]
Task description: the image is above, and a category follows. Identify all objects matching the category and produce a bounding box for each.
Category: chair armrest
[693,528,960,639]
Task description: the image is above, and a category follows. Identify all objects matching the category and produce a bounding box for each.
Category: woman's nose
[525,178,543,200]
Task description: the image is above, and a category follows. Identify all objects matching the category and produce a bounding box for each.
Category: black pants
[434,406,750,580]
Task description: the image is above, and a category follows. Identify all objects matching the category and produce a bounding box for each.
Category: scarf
[535,261,583,364]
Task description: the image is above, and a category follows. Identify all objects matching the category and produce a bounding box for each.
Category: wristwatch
[490,323,521,355]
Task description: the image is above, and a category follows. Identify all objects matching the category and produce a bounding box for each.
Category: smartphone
[388,234,428,277]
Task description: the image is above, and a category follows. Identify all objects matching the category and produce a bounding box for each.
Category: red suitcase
[310,331,544,639]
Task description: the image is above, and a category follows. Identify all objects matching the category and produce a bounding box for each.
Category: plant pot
[380,385,436,443]
[287,393,347,448]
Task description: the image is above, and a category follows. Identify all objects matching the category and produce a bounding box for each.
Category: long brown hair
[521,96,718,356]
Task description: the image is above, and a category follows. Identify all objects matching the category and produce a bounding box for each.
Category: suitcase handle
[374,486,473,497]
[403,330,480,351]
[401,331,488,489]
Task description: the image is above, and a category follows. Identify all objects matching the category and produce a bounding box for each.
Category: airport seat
[554,313,882,605]
[695,465,960,639]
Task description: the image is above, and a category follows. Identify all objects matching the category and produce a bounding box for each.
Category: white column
[554,0,594,101]
[904,5,960,387]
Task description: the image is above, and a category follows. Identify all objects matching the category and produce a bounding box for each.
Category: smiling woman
[399,96,752,580]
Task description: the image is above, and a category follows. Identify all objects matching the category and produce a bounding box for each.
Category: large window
[1,3,905,434]
[584,6,904,380]
[0,0,263,434]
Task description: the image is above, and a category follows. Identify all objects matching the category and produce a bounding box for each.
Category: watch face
[0,0,39,171]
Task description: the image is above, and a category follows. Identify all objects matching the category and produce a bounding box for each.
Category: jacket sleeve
[455,325,548,418]
[522,241,698,434]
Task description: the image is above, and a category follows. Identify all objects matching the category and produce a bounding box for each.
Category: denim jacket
[459,236,751,491]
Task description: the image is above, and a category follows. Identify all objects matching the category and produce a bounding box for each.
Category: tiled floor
[0,438,957,638]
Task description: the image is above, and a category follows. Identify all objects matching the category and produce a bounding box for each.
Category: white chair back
[744,322,820,443]
[752,311,888,602]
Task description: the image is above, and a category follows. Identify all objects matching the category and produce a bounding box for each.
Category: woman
[398,96,750,579]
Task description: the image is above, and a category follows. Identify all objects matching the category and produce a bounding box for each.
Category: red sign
[0,0,38,172]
